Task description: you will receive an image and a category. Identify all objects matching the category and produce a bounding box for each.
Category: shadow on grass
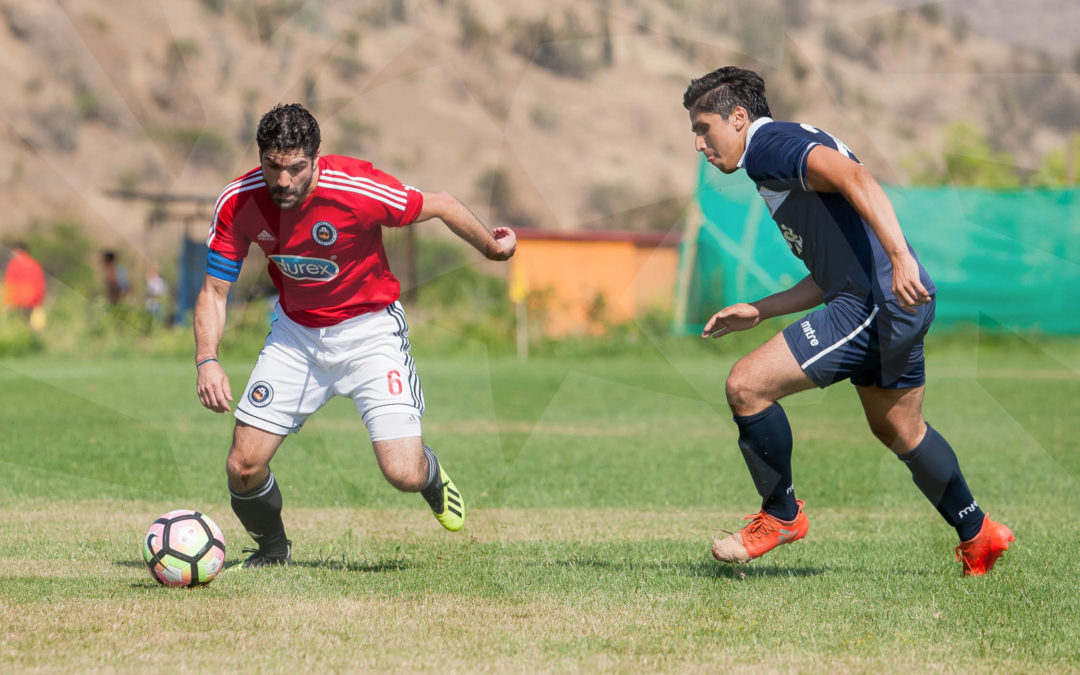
[117,557,420,581]
[114,560,145,568]
[211,557,421,573]
[543,555,827,579]
[687,559,826,579]
[291,557,420,573]
[117,551,420,574]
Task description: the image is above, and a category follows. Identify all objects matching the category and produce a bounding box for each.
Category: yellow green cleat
[421,464,465,532]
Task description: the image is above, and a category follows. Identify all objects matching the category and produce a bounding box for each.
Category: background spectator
[101,250,129,306]
[3,242,47,324]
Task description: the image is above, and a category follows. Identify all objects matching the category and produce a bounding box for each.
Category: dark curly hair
[256,103,321,158]
[683,67,771,120]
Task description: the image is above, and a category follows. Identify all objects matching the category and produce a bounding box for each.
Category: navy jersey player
[683,67,1012,575]
[194,104,516,567]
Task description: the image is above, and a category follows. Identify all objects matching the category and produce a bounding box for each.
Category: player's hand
[196,361,233,413]
[487,227,517,261]
[891,253,931,313]
[702,303,761,338]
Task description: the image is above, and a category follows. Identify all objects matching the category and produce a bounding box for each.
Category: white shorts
[235,301,424,440]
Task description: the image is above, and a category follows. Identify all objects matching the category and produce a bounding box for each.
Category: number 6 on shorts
[387,370,403,396]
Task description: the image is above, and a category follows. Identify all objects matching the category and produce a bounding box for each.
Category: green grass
[1,335,1078,671]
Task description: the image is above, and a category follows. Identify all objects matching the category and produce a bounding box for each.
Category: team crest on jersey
[248,381,273,407]
[312,221,338,246]
[269,255,340,281]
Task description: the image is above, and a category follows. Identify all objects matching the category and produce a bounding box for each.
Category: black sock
[230,471,288,553]
[422,445,440,491]
[898,424,985,541]
[420,445,444,511]
[734,402,798,521]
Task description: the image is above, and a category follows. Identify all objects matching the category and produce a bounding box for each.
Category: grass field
[1,334,1078,671]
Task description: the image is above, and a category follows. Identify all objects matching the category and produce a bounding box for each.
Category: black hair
[102,250,116,263]
[683,66,771,120]
[256,103,321,158]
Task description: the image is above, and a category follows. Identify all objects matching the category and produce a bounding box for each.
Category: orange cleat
[955,515,1013,576]
[712,499,809,564]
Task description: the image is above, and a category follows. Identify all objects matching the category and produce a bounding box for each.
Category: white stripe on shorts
[800,304,880,370]
[385,302,424,413]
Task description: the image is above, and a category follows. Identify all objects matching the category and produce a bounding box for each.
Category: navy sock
[898,424,985,541]
[734,402,798,521]
[230,471,288,553]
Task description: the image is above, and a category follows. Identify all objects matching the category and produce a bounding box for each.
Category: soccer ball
[142,509,226,587]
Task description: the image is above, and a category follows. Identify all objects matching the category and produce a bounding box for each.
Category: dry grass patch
[0,593,984,673]
[1,499,1072,672]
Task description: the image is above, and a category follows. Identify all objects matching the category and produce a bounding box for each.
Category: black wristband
[196,357,219,368]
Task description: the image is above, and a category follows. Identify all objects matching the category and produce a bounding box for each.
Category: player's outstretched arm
[194,274,233,413]
[804,145,930,311]
[417,191,516,261]
[703,275,823,338]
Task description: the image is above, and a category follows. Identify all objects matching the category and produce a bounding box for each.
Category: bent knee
[726,364,766,415]
[867,423,897,449]
[226,452,268,487]
[867,420,926,454]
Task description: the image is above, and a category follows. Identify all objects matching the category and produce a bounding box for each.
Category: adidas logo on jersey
[257,230,276,241]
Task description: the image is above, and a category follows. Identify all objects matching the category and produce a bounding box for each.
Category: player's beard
[270,176,313,209]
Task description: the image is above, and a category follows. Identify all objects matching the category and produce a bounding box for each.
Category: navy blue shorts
[782,293,935,389]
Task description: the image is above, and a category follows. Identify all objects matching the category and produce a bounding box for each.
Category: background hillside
[1,0,1077,263]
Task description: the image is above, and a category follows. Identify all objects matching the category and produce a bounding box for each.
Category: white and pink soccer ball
[142,509,226,587]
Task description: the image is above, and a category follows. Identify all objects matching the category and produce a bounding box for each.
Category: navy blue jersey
[740,118,936,303]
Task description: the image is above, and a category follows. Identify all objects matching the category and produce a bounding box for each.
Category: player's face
[691,110,746,174]
[261,148,318,209]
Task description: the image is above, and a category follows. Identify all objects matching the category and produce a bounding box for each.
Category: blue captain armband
[206,249,242,282]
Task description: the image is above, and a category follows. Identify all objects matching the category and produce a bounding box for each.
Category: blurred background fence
[678,158,1080,334]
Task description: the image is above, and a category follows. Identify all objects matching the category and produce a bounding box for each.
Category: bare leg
[712,332,817,563]
[226,421,291,562]
[726,331,817,417]
[371,436,428,492]
[373,436,465,531]
[226,421,287,491]
[855,384,926,454]
[858,384,987,542]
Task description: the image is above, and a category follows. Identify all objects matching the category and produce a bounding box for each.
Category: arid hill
[1,0,1077,261]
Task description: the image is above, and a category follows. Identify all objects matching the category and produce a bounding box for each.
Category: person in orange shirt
[3,242,46,322]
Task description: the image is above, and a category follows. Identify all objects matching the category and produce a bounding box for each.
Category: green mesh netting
[679,159,1080,334]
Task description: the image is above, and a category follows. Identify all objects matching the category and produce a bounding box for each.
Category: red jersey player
[194,103,516,568]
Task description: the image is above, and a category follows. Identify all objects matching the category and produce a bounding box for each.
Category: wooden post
[509,260,528,360]
[516,299,529,361]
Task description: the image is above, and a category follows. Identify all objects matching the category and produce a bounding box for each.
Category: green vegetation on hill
[905,124,1080,188]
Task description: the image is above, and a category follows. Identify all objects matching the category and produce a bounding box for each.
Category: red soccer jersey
[207,155,424,327]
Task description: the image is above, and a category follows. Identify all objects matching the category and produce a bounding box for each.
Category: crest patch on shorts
[248,381,274,407]
[312,221,338,246]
